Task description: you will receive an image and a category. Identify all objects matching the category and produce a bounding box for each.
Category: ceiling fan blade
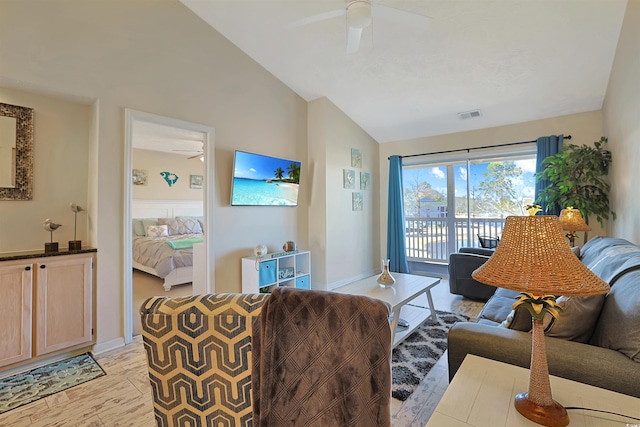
[285,8,346,29]
[346,26,363,53]
[188,153,204,159]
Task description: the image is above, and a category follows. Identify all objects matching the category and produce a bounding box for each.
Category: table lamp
[558,206,591,247]
[472,214,609,427]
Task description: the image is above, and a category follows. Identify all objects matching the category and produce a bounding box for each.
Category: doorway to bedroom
[124,109,215,343]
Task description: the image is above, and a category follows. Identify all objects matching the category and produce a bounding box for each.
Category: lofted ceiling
[180,0,628,143]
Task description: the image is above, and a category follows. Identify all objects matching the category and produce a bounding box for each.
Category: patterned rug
[0,352,106,413]
[392,309,469,401]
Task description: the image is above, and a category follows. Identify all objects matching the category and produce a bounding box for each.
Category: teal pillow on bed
[132,219,145,236]
[136,218,159,236]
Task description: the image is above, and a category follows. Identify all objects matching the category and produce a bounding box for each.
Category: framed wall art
[360,172,370,190]
[351,148,362,168]
[343,169,355,189]
[190,174,203,189]
[352,192,363,211]
[132,169,148,186]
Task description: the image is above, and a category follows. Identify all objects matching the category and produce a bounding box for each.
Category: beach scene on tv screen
[232,151,301,206]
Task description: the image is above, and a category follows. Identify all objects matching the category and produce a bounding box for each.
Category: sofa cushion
[478,288,531,330]
[590,269,640,362]
[495,293,604,341]
[579,236,640,284]
[541,295,605,343]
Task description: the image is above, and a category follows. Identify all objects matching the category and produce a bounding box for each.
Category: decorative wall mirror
[0,102,34,200]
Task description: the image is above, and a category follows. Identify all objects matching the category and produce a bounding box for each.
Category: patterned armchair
[140,293,269,427]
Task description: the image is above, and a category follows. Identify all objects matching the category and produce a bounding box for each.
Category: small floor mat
[0,352,106,413]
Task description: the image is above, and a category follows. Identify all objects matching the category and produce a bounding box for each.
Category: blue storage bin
[259,260,277,286]
[295,275,310,289]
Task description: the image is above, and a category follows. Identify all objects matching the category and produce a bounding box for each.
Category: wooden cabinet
[0,261,33,367]
[35,254,93,356]
[0,250,96,369]
[242,250,311,293]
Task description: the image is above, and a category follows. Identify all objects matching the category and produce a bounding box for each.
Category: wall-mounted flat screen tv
[231,150,301,206]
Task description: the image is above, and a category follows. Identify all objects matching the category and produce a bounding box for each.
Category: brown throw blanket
[252,286,392,427]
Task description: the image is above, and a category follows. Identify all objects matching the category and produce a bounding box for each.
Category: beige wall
[308,98,380,289]
[603,0,640,245]
[132,148,204,201]
[378,110,605,252]
[0,87,91,252]
[0,0,308,349]
[1,0,637,351]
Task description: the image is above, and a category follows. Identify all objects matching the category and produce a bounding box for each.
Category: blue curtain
[387,155,410,273]
[534,134,564,215]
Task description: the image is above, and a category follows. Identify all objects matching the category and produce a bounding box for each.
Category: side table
[426,354,640,426]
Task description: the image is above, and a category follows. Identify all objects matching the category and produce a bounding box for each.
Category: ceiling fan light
[347,1,372,29]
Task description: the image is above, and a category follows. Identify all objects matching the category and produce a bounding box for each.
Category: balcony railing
[405,216,505,263]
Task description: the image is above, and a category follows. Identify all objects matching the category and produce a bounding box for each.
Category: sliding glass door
[402,151,536,263]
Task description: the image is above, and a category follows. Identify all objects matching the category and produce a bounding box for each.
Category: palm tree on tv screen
[274,167,284,181]
[287,162,300,184]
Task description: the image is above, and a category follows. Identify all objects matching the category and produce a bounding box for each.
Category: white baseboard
[324,269,379,291]
[92,337,125,355]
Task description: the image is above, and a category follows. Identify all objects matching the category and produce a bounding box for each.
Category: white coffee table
[426,354,640,426]
[333,272,440,348]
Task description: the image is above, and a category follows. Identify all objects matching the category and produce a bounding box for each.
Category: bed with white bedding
[132,200,203,291]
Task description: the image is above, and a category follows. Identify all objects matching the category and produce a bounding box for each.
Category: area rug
[392,310,469,401]
[0,352,106,413]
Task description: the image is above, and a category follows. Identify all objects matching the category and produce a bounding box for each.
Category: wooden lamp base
[514,392,569,427]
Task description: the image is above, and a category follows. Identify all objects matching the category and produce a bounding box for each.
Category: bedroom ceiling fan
[172,144,204,161]
[286,0,432,54]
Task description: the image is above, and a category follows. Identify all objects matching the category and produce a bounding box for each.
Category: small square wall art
[190,174,203,189]
[132,169,148,186]
[360,172,370,190]
[352,192,363,211]
[343,169,356,189]
[351,148,362,168]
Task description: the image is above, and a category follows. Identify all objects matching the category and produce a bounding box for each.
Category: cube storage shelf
[242,250,311,293]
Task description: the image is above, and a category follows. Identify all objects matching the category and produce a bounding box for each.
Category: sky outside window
[403,158,537,217]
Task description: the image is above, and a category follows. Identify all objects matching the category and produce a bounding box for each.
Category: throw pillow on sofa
[499,294,605,343]
[541,295,605,343]
[590,269,640,362]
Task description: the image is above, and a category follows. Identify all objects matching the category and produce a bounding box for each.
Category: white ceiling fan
[172,144,204,160]
[286,0,432,54]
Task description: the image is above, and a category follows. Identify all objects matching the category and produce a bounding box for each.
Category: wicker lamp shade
[559,207,591,232]
[472,215,608,296]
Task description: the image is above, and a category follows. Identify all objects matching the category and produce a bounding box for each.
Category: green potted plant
[536,136,615,238]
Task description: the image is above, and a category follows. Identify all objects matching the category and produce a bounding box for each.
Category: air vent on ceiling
[458,109,482,120]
